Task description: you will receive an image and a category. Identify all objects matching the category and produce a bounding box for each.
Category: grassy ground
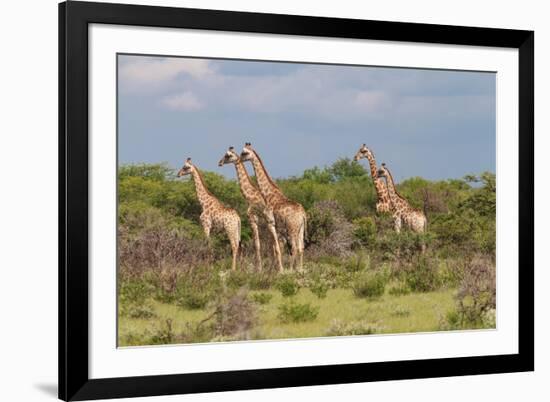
[118,286,459,346]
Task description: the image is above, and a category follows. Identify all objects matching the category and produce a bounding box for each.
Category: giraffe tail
[238,217,242,249]
[302,213,308,244]
[422,188,429,217]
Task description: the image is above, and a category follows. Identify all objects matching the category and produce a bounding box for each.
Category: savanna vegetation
[118,159,496,346]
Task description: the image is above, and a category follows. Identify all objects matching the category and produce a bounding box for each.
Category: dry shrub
[325,319,383,336]
[118,202,211,280]
[306,200,354,257]
[422,188,449,214]
[211,288,257,340]
[455,255,496,325]
[119,224,209,278]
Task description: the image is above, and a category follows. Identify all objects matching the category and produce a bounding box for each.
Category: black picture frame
[59,1,534,400]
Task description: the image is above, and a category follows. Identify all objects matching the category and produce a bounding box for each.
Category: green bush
[430,173,496,255]
[403,256,442,292]
[351,271,388,299]
[387,281,411,296]
[225,269,249,290]
[309,276,330,299]
[119,279,152,306]
[176,288,211,310]
[343,253,370,273]
[439,309,462,331]
[277,301,319,323]
[247,271,277,290]
[377,231,432,261]
[276,275,300,297]
[353,216,377,248]
[153,285,177,304]
[174,272,216,310]
[119,279,155,318]
[251,292,273,305]
[437,259,465,288]
[302,262,346,289]
[279,158,375,218]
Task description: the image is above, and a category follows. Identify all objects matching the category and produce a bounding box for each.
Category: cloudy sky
[118,54,496,181]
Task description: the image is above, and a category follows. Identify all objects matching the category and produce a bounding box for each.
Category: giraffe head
[218,146,240,167]
[177,158,194,177]
[354,144,375,162]
[376,162,390,179]
[240,142,255,162]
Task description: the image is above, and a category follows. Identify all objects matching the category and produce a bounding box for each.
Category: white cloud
[119,57,494,123]
[161,92,204,111]
[119,57,215,88]
[354,90,391,112]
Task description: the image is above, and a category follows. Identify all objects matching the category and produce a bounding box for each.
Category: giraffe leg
[393,214,402,233]
[416,214,427,253]
[392,214,403,258]
[248,212,262,271]
[200,215,213,263]
[229,237,239,271]
[289,237,298,271]
[287,223,300,271]
[267,223,284,273]
[297,222,305,271]
[200,215,212,239]
[227,218,240,271]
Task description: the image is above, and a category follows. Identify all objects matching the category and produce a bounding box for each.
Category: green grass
[118,286,460,346]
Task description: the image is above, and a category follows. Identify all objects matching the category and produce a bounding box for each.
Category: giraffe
[353,144,392,214]
[177,158,241,271]
[218,147,284,272]
[240,143,307,271]
[377,163,428,235]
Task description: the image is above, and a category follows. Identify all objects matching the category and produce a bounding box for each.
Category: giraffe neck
[250,151,285,203]
[190,167,216,210]
[364,153,379,179]
[233,160,262,203]
[383,169,402,208]
[365,153,388,200]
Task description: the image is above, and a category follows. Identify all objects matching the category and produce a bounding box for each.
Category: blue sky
[118,54,496,182]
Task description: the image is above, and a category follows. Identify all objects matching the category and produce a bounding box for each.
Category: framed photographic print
[59,1,534,400]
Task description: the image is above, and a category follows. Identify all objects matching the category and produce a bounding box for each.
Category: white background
[0,0,546,401]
